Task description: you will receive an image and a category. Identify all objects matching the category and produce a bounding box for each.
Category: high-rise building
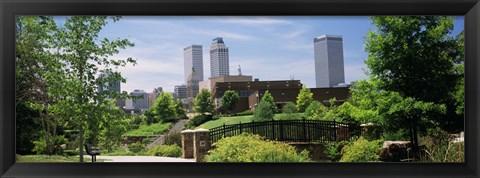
[210,37,230,78]
[314,35,345,88]
[148,87,163,108]
[125,89,149,110]
[184,45,204,98]
[97,69,123,109]
[174,85,188,100]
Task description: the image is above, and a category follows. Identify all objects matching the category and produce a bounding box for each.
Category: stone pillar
[181,129,195,159]
[193,128,211,162]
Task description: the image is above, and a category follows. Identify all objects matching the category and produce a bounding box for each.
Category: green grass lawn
[16,155,94,162]
[197,113,304,129]
[124,122,172,136]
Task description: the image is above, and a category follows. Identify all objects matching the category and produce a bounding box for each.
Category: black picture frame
[1,0,479,177]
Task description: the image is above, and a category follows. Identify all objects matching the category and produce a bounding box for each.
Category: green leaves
[194,89,215,115]
[296,87,313,113]
[152,92,177,123]
[221,90,240,114]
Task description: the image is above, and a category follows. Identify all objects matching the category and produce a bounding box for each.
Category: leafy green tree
[296,87,314,113]
[50,16,135,162]
[15,16,59,154]
[194,89,214,115]
[364,16,463,131]
[152,92,177,123]
[97,99,129,152]
[253,91,277,121]
[262,90,277,113]
[174,99,187,119]
[221,90,240,114]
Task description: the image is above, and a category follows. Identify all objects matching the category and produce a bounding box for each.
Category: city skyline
[94,16,464,93]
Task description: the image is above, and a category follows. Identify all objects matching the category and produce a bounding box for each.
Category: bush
[234,110,254,116]
[325,140,349,162]
[381,129,409,141]
[419,128,463,162]
[205,133,310,162]
[283,102,297,114]
[340,137,383,162]
[128,142,144,153]
[304,101,327,120]
[185,114,215,129]
[146,144,182,157]
[165,132,182,147]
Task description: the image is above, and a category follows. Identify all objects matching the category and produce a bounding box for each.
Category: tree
[15,16,59,154]
[296,86,314,113]
[194,89,214,115]
[174,99,187,119]
[364,16,463,156]
[253,91,276,121]
[152,92,177,123]
[50,16,136,162]
[221,90,239,114]
[304,101,327,120]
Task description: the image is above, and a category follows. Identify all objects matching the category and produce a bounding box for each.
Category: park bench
[85,144,101,162]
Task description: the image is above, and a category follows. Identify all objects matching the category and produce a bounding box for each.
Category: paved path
[95,156,195,162]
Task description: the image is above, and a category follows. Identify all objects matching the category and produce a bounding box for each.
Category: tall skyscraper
[314,35,345,88]
[97,69,123,109]
[210,37,230,78]
[184,45,204,98]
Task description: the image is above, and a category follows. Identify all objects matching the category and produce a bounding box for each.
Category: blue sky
[95,16,464,93]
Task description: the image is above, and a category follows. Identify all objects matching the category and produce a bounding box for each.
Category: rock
[379,141,412,162]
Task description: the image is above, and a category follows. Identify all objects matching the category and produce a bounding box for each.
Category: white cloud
[203,16,293,26]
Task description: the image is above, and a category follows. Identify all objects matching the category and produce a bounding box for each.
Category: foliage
[185,114,215,129]
[194,89,215,115]
[32,135,67,155]
[421,141,464,162]
[221,90,240,114]
[128,142,144,153]
[364,16,463,133]
[340,137,383,162]
[165,132,182,147]
[381,129,410,141]
[146,145,182,157]
[253,99,275,122]
[275,113,304,120]
[304,101,327,120]
[205,133,310,162]
[296,87,314,112]
[283,102,297,115]
[152,92,177,123]
[124,122,172,136]
[233,110,254,116]
[86,99,129,152]
[174,99,187,119]
[261,91,278,113]
[325,140,350,162]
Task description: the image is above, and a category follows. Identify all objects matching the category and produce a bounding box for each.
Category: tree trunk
[79,124,84,162]
[412,117,419,159]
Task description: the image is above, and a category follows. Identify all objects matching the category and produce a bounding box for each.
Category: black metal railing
[209,119,361,144]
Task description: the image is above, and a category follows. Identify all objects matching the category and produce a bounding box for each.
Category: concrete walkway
[95,156,195,162]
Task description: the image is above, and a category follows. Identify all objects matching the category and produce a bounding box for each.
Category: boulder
[379,141,412,162]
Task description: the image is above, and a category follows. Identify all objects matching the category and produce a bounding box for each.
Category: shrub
[165,132,182,147]
[205,133,310,162]
[146,144,182,157]
[340,137,383,162]
[421,141,464,162]
[128,142,144,153]
[185,114,215,129]
[283,102,297,114]
[381,129,409,141]
[325,140,349,162]
[234,110,254,116]
[304,101,327,120]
